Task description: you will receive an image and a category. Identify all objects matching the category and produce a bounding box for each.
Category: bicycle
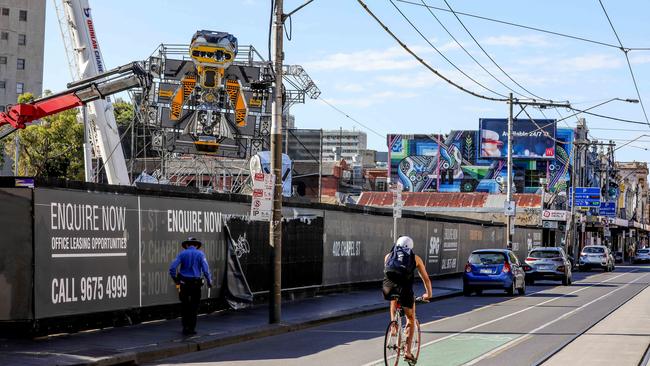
[384,296,428,366]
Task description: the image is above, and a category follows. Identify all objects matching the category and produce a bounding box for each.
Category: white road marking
[463,272,649,365]
[361,270,631,366]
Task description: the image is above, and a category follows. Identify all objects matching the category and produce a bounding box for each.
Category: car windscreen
[469,252,506,265]
[583,247,605,254]
[529,250,561,258]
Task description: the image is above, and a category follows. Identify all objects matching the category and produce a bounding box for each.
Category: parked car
[463,249,526,296]
[522,247,572,286]
[578,245,615,271]
[632,248,650,264]
[614,251,624,263]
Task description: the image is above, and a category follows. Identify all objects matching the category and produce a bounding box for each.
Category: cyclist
[383,235,433,362]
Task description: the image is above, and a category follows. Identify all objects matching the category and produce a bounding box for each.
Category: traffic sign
[599,201,616,218]
[570,187,601,208]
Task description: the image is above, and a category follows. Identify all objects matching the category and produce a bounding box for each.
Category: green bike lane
[149,268,647,365]
[372,268,650,366]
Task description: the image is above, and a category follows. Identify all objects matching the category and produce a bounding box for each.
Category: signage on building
[390,182,403,218]
[479,118,556,159]
[250,173,275,221]
[599,201,616,218]
[570,187,601,208]
[541,210,568,221]
[542,220,559,229]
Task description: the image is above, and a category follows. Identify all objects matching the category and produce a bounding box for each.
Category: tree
[4,93,84,179]
[112,99,134,127]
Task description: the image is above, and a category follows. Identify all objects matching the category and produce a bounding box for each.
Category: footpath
[543,284,650,366]
[0,277,461,366]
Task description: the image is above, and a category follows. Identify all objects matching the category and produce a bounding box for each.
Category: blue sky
[42,0,650,161]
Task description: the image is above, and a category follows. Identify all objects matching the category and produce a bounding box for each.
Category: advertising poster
[479,118,556,159]
[33,189,139,318]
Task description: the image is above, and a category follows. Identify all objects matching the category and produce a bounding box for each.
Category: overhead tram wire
[356,0,507,102]
[414,0,530,100]
[317,97,386,139]
[388,0,507,99]
[442,0,549,102]
[597,0,650,127]
[394,0,633,51]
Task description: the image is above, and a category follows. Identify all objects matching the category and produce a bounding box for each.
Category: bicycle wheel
[411,319,421,361]
[384,320,401,366]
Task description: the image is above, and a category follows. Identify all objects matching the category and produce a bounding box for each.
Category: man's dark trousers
[179,277,203,334]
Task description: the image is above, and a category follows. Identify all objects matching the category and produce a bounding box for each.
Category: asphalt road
[149,265,650,366]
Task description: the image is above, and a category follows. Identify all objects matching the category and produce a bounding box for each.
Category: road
[149,265,650,366]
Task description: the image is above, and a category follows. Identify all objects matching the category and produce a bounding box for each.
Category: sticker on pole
[390,182,403,218]
[250,173,275,222]
[504,201,516,216]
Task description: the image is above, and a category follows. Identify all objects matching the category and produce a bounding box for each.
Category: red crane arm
[0,93,83,130]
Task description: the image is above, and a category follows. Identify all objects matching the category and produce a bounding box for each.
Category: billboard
[479,119,556,159]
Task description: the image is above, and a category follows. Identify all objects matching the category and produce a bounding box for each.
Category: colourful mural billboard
[387,127,574,194]
[479,118,557,159]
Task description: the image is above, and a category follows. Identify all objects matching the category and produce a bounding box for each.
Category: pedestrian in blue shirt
[169,237,213,335]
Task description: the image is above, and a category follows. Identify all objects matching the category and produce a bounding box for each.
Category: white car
[633,248,650,264]
[578,246,615,272]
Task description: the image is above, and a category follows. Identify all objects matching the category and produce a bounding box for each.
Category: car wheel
[463,286,472,296]
[562,275,570,286]
[475,289,483,296]
[506,281,515,295]
[517,281,526,295]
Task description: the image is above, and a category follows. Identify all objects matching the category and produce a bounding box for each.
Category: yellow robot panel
[225,79,248,127]
[170,75,197,120]
[190,45,235,67]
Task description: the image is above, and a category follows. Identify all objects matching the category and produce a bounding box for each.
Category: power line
[394,0,643,50]
[387,0,507,99]
[317,97,385,139]
[441,0,549,101]
[413,0,528,99]
[597,0,650,126]
[356,0,508,102]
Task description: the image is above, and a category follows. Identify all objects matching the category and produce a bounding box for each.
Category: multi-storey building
[321,129,367,163]
[0,0,45,111]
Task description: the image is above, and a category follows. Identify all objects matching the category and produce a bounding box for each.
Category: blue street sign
[570,187,601,208]
[599,201,616,218]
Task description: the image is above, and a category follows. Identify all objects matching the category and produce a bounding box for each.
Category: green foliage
[17,92,35,104]
[112,99,134,127]
[4,105,84,179]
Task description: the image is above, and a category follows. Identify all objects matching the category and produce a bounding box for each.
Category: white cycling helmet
[396,236,414,250]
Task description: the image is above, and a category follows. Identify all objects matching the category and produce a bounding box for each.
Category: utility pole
[506,93,514,249]
[270,0,284,324]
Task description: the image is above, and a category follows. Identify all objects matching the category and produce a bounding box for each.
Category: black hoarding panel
[322,212,393,285]
[396,218,429,277]
[0,188,33,321]
[226,216,323,292]
[139,196,248,307]
[439,223,460,274]
[425,222,444,276]
[33,189,139,319]
[512,227,542,261]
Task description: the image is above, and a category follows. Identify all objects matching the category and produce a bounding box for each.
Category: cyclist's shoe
[404,352,417,364]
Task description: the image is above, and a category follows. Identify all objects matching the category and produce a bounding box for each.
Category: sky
[42,0,650,162]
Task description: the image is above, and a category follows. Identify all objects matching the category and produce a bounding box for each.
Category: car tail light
[522,264,532,271]
[502,262,511,273]
[557,265,565,272]
[465,263,472,273]
[526,257,537,262]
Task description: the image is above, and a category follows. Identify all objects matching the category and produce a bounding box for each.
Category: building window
[0,80,5,88]
[525,170,543,188]
[0,56,6,65]
[18,34,26,46]
[17,58,25,70]
[0,105,4,112]
[1,32,8,41]
[19,10,27,21]
[16,82,24,94]
[1,8,8,16]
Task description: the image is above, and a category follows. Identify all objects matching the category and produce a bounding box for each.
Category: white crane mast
[55,0,130,185]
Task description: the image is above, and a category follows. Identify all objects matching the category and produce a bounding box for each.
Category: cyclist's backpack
[384,245,416,282]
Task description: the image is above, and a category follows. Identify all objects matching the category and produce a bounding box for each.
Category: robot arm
[0,62,151,140]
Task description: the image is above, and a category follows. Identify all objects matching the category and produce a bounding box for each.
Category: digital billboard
[479,118,556,159]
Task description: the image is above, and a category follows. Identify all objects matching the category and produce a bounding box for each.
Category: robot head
[190,30,238,69]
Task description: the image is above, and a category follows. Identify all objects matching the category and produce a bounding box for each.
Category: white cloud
[323,91,419,108]
[376,72,442,88]
[630,55,650,65]
[335,83,366,93]
[304,46,434,72]
[482,35,550,47]
[557,54,623,71]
